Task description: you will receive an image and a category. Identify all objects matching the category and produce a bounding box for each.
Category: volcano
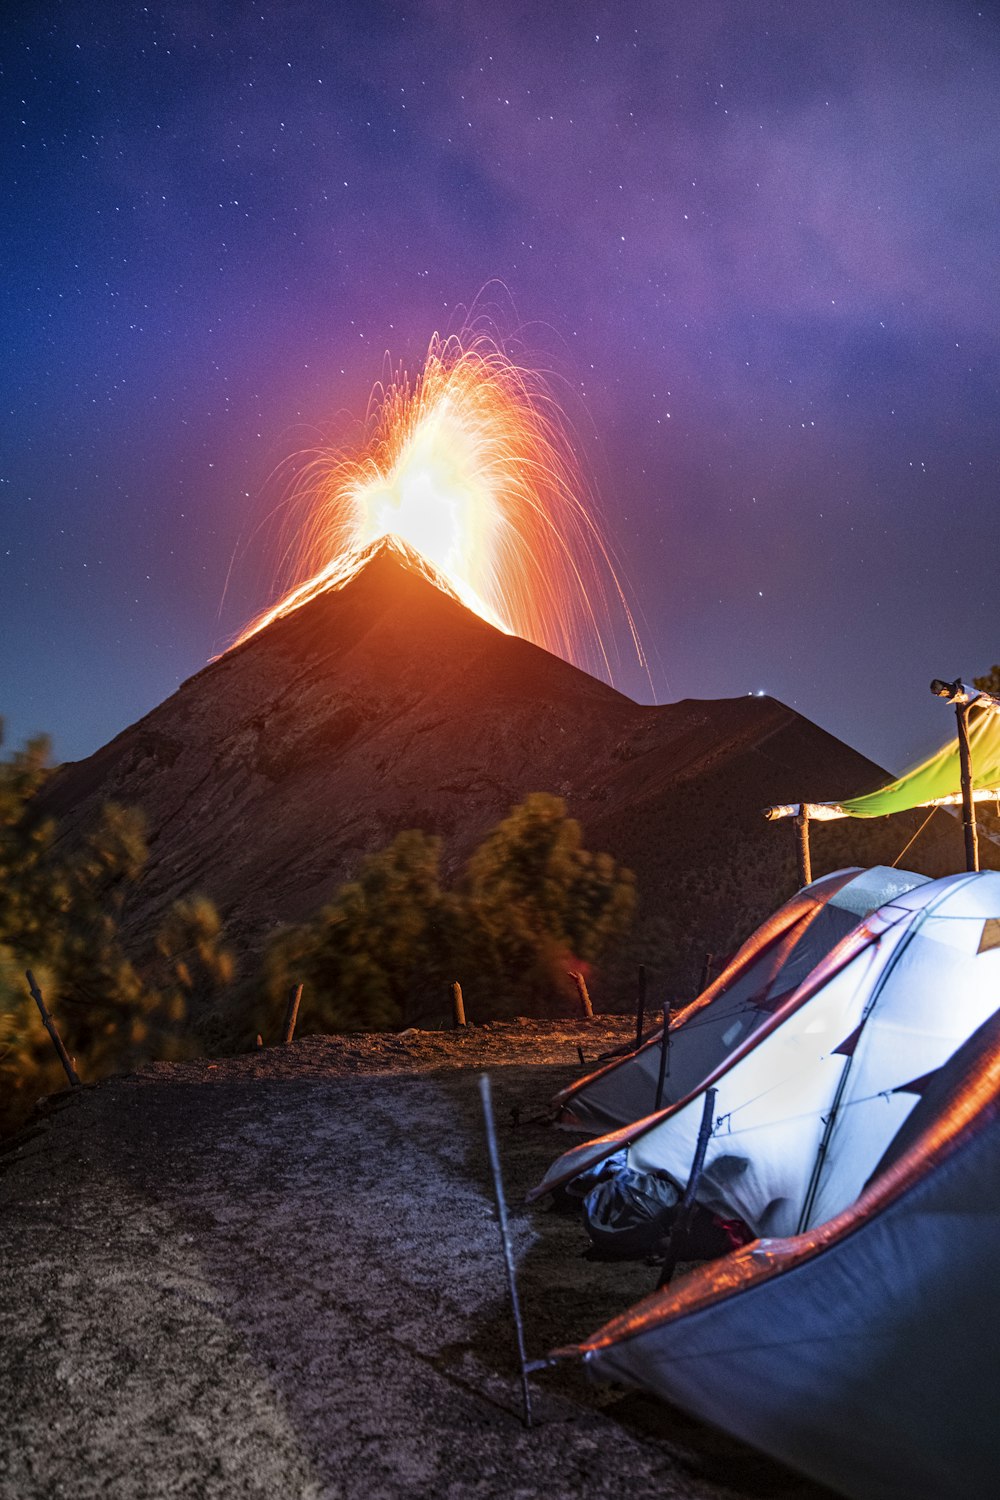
[38,536,966,1005]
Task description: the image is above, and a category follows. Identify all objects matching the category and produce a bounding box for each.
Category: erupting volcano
[231,334,648,687]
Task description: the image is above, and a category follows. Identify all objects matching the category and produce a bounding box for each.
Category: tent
[546,1005,1000,1500]
[529,871,1000,1239]
[553,866,928,1136]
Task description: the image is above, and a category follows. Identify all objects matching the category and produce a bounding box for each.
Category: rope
[891,805,938,867]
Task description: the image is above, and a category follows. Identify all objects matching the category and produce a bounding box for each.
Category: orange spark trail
[230,333,648,686]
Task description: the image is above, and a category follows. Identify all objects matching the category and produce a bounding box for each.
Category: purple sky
[3,1,998,775]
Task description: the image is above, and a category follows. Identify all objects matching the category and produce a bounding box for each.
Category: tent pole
[656,1086,717,1288]
[955,703,980,873]
[634,964,646,1049]
[479,1074,533,1429]
[795,806,812,887]
[653,1001,671,1110]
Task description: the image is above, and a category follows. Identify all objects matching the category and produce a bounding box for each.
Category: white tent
[530,870,1000,1239]
[548,1006,1000,1500]
[553,866,927,1136]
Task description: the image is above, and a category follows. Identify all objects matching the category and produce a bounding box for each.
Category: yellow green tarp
[839,707,1000,818]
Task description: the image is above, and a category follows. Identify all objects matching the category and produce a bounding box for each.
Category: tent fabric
[530,871,1000,1237]
[552,1007,1000,1500]
[814,703,1000,819]
[552,867,927,1138]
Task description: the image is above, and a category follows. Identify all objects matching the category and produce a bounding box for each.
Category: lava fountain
[231,333,647,685]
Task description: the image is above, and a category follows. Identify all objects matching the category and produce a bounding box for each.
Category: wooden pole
[25,971,80,1088]
[451,980,466,1028]
[634,964,646,1048]
[282,982,303,1044]
[656,1086,717,1288]
[568,969,593,1018]
[653,1000,671,1111]
[479,1074,533,1429]
[698,952,714,993]
[794,806,812,887]
[956,703,980,873]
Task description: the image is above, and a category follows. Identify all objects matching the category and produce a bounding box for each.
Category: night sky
[4,1,998,777]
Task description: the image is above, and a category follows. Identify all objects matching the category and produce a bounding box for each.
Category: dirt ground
[0,1020,835,1500]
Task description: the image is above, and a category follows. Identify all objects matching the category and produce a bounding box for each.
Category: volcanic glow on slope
[231,334,647,683]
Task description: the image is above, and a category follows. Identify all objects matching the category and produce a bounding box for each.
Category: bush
[262,795,635,1031]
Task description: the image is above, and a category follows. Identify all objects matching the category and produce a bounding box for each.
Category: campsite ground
[0,1020,835,1499]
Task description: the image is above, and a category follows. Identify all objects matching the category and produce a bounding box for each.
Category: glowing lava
[231,333,646,684]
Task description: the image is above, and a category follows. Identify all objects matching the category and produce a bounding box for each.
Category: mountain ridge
[36,539,969,1008]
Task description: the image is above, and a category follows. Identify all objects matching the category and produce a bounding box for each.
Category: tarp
[551,866,928,1137]
[769,701,1000,820]
[530,871,1000,1237]
[551,1006,1000,1500]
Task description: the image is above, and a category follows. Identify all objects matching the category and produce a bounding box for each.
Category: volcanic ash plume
[231,334,647,687]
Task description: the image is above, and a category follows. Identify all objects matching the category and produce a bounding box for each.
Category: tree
[0,722,57,953]
[973,665,1000,697]
[0,726,236,1132]
[263,829,453,1033]
[0,947,65,1137]
[459,793,636,1014]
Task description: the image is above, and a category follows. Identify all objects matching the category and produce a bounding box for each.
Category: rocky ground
[0,1019,834,1499]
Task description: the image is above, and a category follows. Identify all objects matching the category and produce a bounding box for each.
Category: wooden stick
[795,807,812,887]
[634,964,646,1048]
[479,1073,533,1429]
[568,970,593,1018]
[656,1085,717,1289]
[956,703,980,872]
[282,982,303,1044]
[653,1000,671,1110]
[451,981,466,1028]
[698,952,714,993]
[25,971,80,1088]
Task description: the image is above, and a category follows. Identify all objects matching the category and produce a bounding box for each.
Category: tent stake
[451,981,466,1028]
[653,1000,671,1110]
[656,1086,717,1289]
[634,964,646,1048]
[282,982,303,1044]
[479,1074,533,1428]
[25,971,80,1088]
[568,970,593,1018]
[955,703,980,872]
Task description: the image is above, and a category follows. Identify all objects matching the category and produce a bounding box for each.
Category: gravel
[0,1020,833,1499]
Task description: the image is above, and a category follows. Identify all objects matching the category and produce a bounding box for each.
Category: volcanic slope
[39,536,967,1001]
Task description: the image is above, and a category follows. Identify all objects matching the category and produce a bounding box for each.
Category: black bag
[582,1164,681,1260]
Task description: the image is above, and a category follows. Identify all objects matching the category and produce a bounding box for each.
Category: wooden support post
[634,964,646,1048]
[795,806,812,887]
[653,1000,671,1111]
[698,952,714,993]
[956,703,980,873]
[656,1085,718,1289]
[282,982,303,1044]
[479,1074,533,1429]
[25,971,80,1088]
[451,980,466,1028]
[568,970,593,1018]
